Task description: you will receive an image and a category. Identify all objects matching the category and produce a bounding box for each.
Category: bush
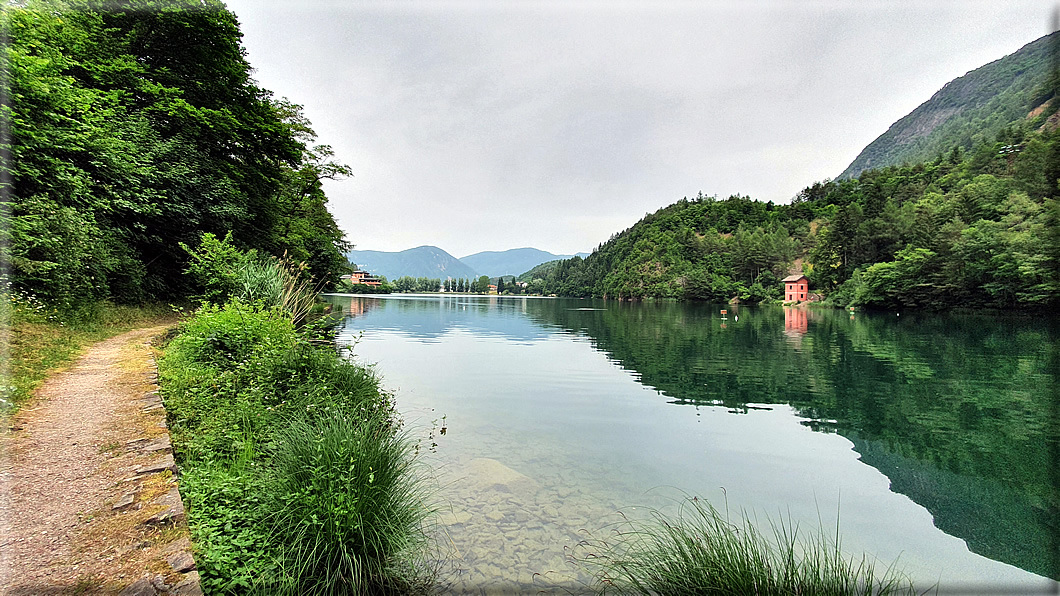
[181,232,250,305]
[183,232,322,324]
[159,299,436,593]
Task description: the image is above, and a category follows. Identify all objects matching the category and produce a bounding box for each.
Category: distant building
[347,270,382,287]
[782,274,809,302]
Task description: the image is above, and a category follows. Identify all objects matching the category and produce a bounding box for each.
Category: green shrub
[181,232,251,305]
[166,299,297,368]
[183,232,322,325]
[159,298,436,593]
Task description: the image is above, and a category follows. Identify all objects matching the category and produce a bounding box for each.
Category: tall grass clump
[160,292,437,593]
[263,407,434,595]
[182,231,322,325]
[574,497,920,596]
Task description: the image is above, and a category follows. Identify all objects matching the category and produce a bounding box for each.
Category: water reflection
[519,299,1060,581]
[328,294,1060,584]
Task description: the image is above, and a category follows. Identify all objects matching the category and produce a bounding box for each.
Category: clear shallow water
[329,294,1059,594]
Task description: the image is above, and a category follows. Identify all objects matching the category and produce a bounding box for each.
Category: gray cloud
[227,0,1051,256]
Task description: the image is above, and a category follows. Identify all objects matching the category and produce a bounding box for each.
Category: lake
[328,294,1059,594]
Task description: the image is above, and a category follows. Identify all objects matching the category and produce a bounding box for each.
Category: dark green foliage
[180,232,249,305]
[539,195,808,302]
[5,0,350,307]
[391,276,441,293]
[341,283,394,295]
[811,133,1059,309]
[517,259,560,283]
[546,123,1060,310]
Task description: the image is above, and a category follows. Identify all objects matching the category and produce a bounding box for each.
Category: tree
[6,0,351,305]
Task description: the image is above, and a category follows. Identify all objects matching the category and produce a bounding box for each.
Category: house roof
[782,274,808,282]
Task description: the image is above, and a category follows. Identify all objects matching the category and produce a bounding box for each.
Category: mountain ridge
[459,247,589,278]
[346,245,588,280]
[839,31,1058,179]
[346,246,479,281]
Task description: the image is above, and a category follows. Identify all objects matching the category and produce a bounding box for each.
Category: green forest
[536,123,1060,310]
[3,0,351,310]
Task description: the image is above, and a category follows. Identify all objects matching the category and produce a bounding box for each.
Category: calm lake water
[328,294,1059,594]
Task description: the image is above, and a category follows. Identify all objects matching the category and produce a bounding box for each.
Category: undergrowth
[159,298,436,594]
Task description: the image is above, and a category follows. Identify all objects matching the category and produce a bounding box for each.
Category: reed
[233,255,319,326]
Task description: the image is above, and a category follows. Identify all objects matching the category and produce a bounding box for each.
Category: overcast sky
[224,0,1053,258]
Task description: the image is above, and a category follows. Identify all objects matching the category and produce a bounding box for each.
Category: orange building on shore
[345,270,382,287]
[782,274,809,302]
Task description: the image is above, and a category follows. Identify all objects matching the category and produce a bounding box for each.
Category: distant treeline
[351,275,527,294]
[537,124,1060,310]
[5,0,350,309]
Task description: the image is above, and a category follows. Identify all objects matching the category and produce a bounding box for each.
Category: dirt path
[0,325,200,595]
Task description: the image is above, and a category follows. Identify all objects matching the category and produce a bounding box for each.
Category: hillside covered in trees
[531,31,1060,311]
[840,32,1058,179]
[4,0,351,309]
[537,123,1060,310]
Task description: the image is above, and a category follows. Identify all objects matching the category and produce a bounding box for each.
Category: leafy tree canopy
[4,0,351,309]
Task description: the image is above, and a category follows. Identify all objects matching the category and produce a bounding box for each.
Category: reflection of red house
[346,270,382,287]
[784,307,808,334]
[782,274,808,302]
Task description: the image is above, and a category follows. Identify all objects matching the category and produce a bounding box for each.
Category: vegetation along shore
[3,0,1058,593]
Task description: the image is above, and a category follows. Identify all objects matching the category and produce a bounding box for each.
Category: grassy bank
[574,497,920,596]
[1,292,176,410]
[157,298,435,594]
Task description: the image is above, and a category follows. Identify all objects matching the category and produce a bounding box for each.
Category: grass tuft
[263,407,435,595]
[573,496,922,596]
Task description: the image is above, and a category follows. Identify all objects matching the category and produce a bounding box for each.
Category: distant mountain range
[346,246,589,280]
[839,32,1058,179]
[459,248,589,278]
[346,246,479,281]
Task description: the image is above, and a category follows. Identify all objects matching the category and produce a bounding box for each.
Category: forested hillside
[4,0,350,309]
[840,32,1057,178]
[538,124,1060,310]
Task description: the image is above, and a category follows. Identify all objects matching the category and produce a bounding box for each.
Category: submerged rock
[467,458,539,495]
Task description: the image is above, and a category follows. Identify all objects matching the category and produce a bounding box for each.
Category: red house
[783,274,809,302]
